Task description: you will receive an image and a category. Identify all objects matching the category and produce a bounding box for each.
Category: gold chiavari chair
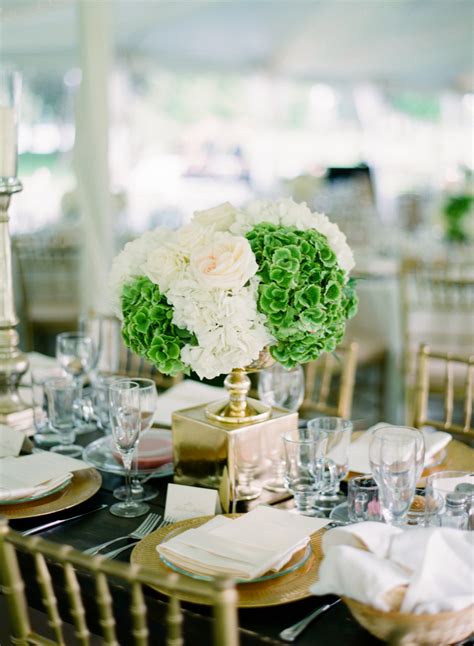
[0,518,239,646]
[301,341,358,419]
[412,344,474,443]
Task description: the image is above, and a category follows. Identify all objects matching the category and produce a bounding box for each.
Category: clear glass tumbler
[45,377,83,457]
[347,475,382,522]
[369,426,425,484]
[377,435,417,526]
[30,366,63,448]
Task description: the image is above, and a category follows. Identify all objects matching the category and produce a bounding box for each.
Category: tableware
[259,363,305,493]
[308,417,353,511]
[20,503,108,535]
[113,378,160,504]
[279,597,341,642]
[109,380,149,518]
[102,516,175,559]
[425,471,474,518]
[234,431,262,501]
[90,374,124,432]
[30,366,63,447]
[0,468,102,520]
[84,512,162,555]
[82,435,174,478]
[283,427,336,517]
[0,475,72,505]
[45,377,83,457]
[347,475,382,522]
[369,426,425,483]
[377,435,417,525]
[131,515,327,607]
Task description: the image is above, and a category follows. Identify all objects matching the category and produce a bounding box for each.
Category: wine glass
[45,377,83,457]
[369,426,425,484]
[258,363,305,492]
[308,417,353,511]
[109,380,149,518]
[377,435,417,526]
[113,378,159,503]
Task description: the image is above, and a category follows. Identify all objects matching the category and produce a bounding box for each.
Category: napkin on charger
[348,423,452,474]
[311,522,474,614]
[156,506,329,581]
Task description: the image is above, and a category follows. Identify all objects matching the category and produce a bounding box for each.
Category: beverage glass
[425,470,474,515]
[282,427,336,517]
[377,435,417,525]
[347,476,382,522]
[30,366,63,447]
[369,426,425,484]
[308,417,353,510]
[113,378,159,503]
[45,378,83,457]
[235,431,262,501]
[109,380,149,518]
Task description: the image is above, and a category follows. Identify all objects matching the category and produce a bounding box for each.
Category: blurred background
[1,0,473,423]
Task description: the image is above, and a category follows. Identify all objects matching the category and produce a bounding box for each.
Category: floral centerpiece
[110,198,358,381]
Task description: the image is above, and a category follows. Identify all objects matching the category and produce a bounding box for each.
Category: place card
[165,483,221,521]
[0,425,25,458]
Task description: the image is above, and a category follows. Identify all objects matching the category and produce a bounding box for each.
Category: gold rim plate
[131,514,325,607]
[0,468,102,519]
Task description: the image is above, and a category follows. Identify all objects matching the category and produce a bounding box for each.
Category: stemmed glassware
[376,435,417,526]
[235,431,262,501]
[45,377,83,457]
[113,378,159,503]
[258,363,305,492]
[308,417,353,511]
[369,426,425,484]
[109,380,149,518]
[30,366,63,448]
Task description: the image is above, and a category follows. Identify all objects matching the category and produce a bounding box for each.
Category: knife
[20,504,108,536]
[279,598,341,642]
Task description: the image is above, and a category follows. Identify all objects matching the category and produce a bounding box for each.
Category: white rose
[190,233,258,290]
[192,202,240,231]
[144,238,187,293]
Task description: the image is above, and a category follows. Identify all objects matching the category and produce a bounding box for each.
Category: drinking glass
[91,374,124,432]
[308,417,353,510]
[377,435,417,525]
[45,377,83,457]
[234,431,262,501]
[30,366,63,447]
[347,476,382,522]
[425,470,474,515]
[258,363,305,492]
[109,380,149,518]
[369,426,425,484]
[113,378,159,503]
[282,427,336,517]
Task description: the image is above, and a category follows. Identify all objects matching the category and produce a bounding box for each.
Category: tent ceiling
[1,0,473,89]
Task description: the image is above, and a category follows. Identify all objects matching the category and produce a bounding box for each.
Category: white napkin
[157,505,329,580]
[155,380,225,426]
[0,473,72,503]
[348,423,452,474]
[0,425,25,458]
[311,522,474,614]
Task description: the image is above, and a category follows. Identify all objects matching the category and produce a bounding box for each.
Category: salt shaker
[441,492,469,530]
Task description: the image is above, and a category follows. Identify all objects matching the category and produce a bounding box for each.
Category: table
[5,431,474,645]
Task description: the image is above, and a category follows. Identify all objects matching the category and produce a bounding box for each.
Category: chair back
[301,341,358,418]
[0,518,239,646]
[413,344,474,441]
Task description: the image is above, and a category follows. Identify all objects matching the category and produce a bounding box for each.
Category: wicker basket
[343,597,474,646]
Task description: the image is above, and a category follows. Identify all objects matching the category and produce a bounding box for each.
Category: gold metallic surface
[131,515,325,608]
[0,468,102,519]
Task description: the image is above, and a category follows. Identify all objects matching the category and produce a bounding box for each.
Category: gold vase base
[205,397,271,425]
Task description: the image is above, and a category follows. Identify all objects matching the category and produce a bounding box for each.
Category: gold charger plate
[131,514,325,608]
[0,468,102,520]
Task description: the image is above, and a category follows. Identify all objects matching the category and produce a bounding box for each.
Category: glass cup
[45,377,83,458]
[425,470,474,515]
[282,427,336,517]
[234,431,262,501]
[400,489,443,529]
[113,378,159,503]
[308,417,353,511]
[30,366,63,447]
[109,380,149,518]
[377,435,417,526]
[91,374,124,432]
[259,364,305,493]
[369,426,425,484]
[347,475,382,522]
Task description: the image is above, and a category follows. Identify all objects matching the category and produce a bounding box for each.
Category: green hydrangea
[246,223,358,369]
[121,276,195,376]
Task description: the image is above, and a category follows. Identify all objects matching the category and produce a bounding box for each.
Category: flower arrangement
[110,199,358,380]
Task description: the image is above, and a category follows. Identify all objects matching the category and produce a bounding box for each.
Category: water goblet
[258,363,305,493]
[109,380,149,518]
[30,366,63,448]
[45,377,83,458]
[113,378,159,503]
[377,435,417,526]
[369,426,425,484]
[308,417,353,511]
[234,432,262,501]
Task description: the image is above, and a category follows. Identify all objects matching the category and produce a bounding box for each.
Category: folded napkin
[311,522,474,614]
[348,423,452,474]
[0,425,26,458]
[0,473,72,503]
[0,452,90,503]
[157,505,329,581]
[155,380,225,427]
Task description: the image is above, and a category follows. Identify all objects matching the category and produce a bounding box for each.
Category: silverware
[279,598,341,642]
[20,504,108,536]
[101,516,175,560]
[84,512,162,555]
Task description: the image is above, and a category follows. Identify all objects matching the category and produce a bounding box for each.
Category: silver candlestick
[0,176,31,430]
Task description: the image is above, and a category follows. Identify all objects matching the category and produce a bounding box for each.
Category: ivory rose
[190,233,258,290]
[192,201,240,231]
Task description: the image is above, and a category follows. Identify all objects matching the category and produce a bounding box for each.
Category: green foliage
[246,223,358,369]
[121,276,195,376]
[443,194,473,243]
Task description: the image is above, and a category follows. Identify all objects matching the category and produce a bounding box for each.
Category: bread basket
[343,596,474,646]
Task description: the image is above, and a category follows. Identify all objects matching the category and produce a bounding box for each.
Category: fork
[84,513,162,556]
[101,516,176,560]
